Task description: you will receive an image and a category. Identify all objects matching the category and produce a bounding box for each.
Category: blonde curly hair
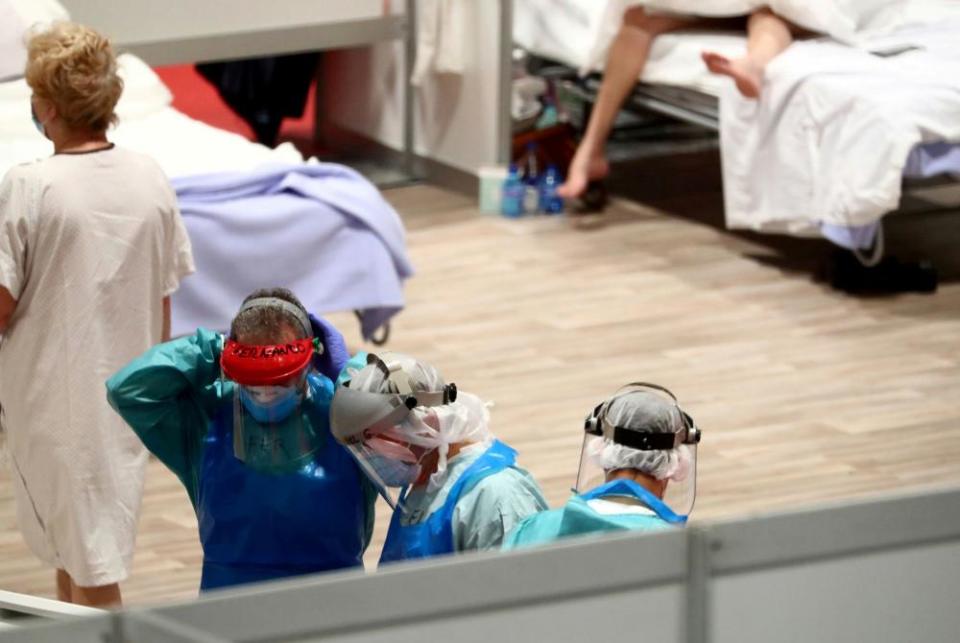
[25,22,123,133]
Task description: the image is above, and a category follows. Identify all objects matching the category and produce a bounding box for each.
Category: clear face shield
[576,384,702,520]
[221,337,327,475]
[231,373,330,475]
[330,354,457,509]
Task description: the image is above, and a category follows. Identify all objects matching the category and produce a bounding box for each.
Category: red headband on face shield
[221,338,317,386]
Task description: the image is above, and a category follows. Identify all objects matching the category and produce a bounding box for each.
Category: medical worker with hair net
[503,383,701,549]
[106,287,376,591]
[330,352,548,562]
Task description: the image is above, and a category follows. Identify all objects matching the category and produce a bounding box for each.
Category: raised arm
[106,327,225,506]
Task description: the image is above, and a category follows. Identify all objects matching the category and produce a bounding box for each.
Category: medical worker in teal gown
[329,352,548,562]
[503,383,701,549]
[107,289,375,591]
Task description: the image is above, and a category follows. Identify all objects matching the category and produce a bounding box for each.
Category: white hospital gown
[0,145,194,586]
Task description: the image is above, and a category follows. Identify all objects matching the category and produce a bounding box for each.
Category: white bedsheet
[0,54,301,180]
[721,20,960,237]
[515,0,960,95]
[516,0,960,246]
[514,0,746,95]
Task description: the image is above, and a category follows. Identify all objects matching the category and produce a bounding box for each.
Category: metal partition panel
[3,487,960,643]
[62,0,388,65]
[712,541,960,643]
[0,590,101,620]
[295,586,684,643]
[706,487,960,643]
[707,487,960,574]
[0,614,114,643]
[146,528,688,642]
[59,0,394,65]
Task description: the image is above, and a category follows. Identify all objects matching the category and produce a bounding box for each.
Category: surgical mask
[366,452,421,487]
[239,385,301,424]
[30,105,45,137]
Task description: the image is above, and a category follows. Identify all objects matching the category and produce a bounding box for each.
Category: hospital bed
[2,485,958,642]
[1,0,414,342]
[513,0,960,266]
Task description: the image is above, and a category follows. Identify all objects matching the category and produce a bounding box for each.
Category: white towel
[412,0,466,86]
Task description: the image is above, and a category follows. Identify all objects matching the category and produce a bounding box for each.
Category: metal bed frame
[524,53,959,270]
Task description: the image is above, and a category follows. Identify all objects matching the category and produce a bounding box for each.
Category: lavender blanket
[170,163,413,340]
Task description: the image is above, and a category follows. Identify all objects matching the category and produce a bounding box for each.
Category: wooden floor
[2,157,959,606]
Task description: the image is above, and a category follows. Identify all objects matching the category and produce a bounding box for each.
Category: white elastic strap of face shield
[237,296,316,342]
[367,356,448,482]
[374,355,490,491]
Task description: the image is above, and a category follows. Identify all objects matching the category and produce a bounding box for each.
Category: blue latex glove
[309,313,350,381]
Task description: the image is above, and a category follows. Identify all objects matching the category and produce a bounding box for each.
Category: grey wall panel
[299,586,684,643]
[712,540,960,643]
[0,614,114,643]
[148,530,687,641]
[4,489,959,643]
[58,0,400,65]
[708,487,960,573]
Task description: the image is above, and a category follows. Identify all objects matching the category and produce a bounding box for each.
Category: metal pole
[403,0,417,179]
[686,528,712,643]
[496,0,514,165]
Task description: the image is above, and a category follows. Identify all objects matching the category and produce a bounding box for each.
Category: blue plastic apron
[579,479,687,525]
[196,377,368,590]
[379,440,517,563]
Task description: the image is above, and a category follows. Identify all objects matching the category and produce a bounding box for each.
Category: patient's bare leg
[702,8,795,99]
[559,9,694,199]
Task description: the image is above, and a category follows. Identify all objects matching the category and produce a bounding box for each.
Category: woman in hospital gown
[0,22,194,606]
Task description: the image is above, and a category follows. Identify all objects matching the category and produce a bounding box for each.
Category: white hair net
[350,352,492,489]
[589,391,692,482]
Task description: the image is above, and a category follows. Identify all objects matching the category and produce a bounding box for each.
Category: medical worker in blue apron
[329,352,548,563]
[503,383,701,549]
[106,288,375,590]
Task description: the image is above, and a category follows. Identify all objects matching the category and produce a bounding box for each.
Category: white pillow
[0,0,70,81]
[115,54,173,121]
[7,0,70,26]
[0,2,27,81]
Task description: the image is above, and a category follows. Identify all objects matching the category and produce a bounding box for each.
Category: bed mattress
[0,54,302,180]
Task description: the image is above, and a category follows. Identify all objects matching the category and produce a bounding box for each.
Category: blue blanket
[170,163,413,340]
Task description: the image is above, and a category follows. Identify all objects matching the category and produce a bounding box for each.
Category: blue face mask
[366,452,421,487]
[239,385,302,424]
[30,104,45,137]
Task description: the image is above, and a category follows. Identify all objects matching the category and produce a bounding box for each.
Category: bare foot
[702,51,762,99]
[558,152,609,199]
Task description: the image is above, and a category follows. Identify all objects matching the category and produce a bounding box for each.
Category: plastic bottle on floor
[521,143,540,214]
[539,165,564,215]
[501,164,525,218]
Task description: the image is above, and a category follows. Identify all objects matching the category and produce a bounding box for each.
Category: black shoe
[571,180,609,214]
[827,252,938,294]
